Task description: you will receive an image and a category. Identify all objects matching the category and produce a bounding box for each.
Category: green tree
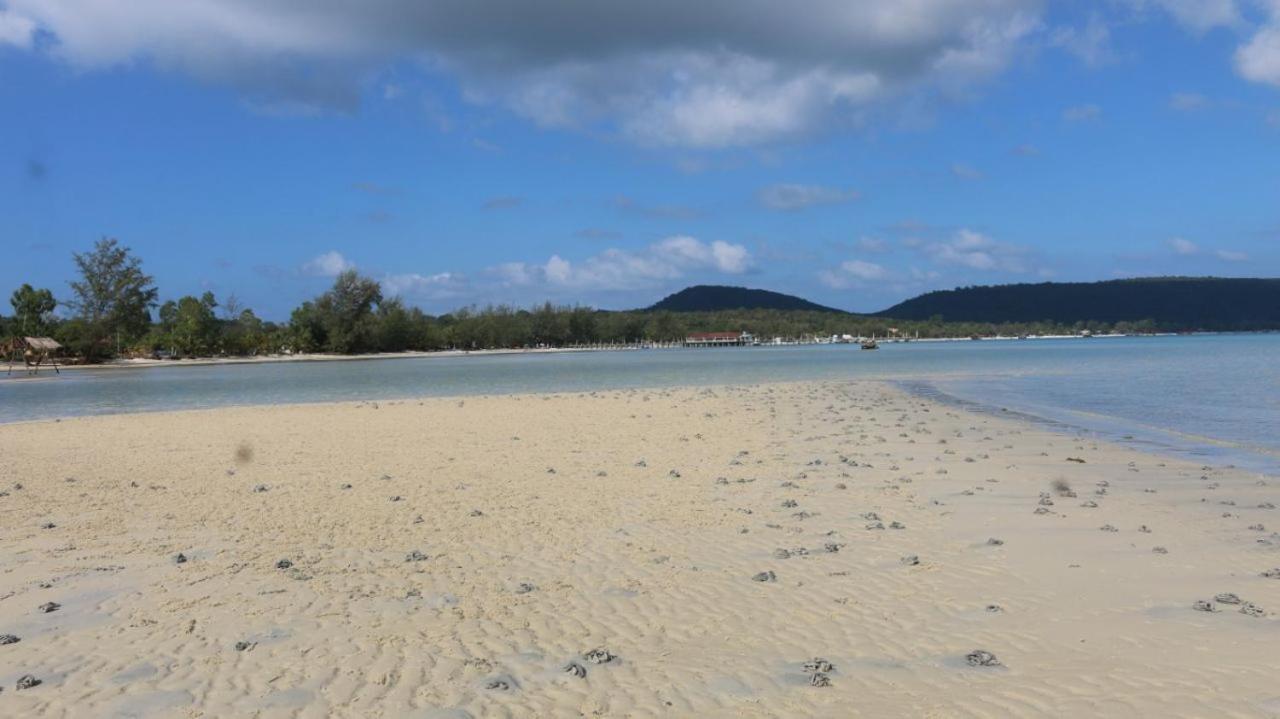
[374,297,414,352]
[67,238,158,359]
[646,311,686,342]
[288,301,326,352]
[530,302,569,346]
[320,270,382,353]
[9,284,57,335]
[567,307,599,345]
[170,292,219,356]
[223,308,267,355]
[289,270,384,353]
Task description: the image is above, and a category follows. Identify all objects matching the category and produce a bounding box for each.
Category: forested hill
[875,277,1280,330]
[648,285,844,313]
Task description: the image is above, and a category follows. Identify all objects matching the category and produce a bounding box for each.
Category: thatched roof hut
[21,337,62,352]
[5,336,63,375]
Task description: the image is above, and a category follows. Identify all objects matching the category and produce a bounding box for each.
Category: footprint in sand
[582,648,616,665]
[966,650,1001,667]
[16,674,41,690]
[1239,602,1266,618]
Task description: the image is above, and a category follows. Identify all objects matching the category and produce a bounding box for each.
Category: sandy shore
[39,346,633,373]
[1,381,1277,717]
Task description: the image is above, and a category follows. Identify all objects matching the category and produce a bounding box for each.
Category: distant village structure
[683,331,754,347]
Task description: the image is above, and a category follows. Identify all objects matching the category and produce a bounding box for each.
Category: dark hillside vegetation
[875,277,1280,330]
[648,285,843,313]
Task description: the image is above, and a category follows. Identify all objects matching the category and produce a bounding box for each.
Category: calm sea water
[2,334,1277,472]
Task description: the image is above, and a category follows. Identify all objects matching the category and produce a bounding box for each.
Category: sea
[2,334,1277,473]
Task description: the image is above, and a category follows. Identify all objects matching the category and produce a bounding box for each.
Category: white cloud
[382,271,468,300]
[1237,23,1280,88]
[709,240,752,274]
[1129,0,1280,90]
[0,0,1042,147]
[951,163,983,180]
[1063,103,1102,122]
[491,235,751,292]
[1126,0,1242,33]
[616,57,884,147]
[1168,237,1199,255]
[757,183,859,211]
[0,9,35,47]
[819,260,890,289]
[1215,249,1248,261]
[922,229,1029,272]
[1049,14,1115,67]
[11,1,1280,147]
[1112,1,1280,95]
[301,250,355,277]
[652,235,752,274]
[910,266,941,281]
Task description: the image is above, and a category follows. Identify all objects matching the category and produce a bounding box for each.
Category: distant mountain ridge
[641,278,1280,331]
[874,277,1280,329]
[647,285,844,313]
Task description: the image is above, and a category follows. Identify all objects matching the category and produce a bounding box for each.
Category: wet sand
[1,381,1277,717]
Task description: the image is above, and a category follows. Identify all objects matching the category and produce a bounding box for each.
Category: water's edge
[895,380,1279,476]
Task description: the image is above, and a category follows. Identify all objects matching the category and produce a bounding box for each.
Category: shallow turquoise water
[2,334,1277,472]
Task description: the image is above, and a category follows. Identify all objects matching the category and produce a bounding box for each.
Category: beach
[1,380,1277,718]
[26,346,619,373]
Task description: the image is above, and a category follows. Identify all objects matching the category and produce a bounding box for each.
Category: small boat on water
[860,339,878,350]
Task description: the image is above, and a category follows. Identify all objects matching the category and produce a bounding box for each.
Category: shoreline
[3,372,1275,482]
[12,330,1247,376]
[5,362,1277,478]
[895,379,1280,476]
[20,345,630,373]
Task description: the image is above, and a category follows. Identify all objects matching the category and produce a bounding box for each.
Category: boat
[860,339,878,350]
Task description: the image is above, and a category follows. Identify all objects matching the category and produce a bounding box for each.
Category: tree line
[4,238,1176,363]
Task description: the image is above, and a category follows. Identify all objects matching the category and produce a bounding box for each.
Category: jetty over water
[684,331,754,347]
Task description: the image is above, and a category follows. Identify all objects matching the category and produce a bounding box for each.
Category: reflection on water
[2,334,1277,472]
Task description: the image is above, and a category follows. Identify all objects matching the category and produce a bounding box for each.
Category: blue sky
[2,1,1279,319]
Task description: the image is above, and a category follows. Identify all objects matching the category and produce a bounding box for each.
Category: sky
[2,0,1279,320]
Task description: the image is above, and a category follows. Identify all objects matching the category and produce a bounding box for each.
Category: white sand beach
[1,381,1278,717]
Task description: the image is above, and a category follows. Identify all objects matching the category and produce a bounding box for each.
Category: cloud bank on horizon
[1,0,1278,316]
